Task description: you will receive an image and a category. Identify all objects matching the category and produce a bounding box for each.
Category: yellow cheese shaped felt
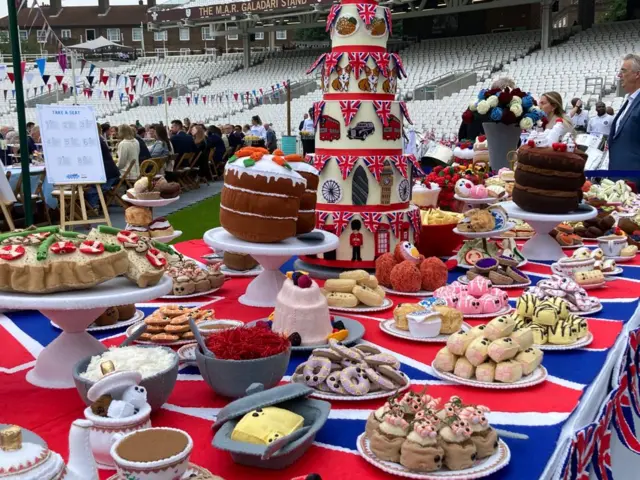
[533,302,559,327]
[231,407,304,446]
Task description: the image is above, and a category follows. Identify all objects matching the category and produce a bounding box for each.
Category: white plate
[453,222,515,238]
[537,332,593,351]
[125,321,195,346]
[161,287,220,300]
[559,243,585,249]
[150,230,182,243]
[457,258,527,270]
[573,304,603,317]
[121,195,180,207]
[357,434,511,480]
[380,286,434,297]
[379,320,472,343]
[457,275,531,289]
[582,281,607,290]
[178,344,197,363]
[492,235,534,241]
[431,364,547,389]
[294,373,410,401]
[458,305,513,320]
[603,267,624,276]
[606,255,636,263]
[51,309,144,332]
[454,194,499,205]
[219,264,264,277]
[329,297,394,313]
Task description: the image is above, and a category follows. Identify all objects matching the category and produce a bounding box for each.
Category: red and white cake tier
[302,0,420,269]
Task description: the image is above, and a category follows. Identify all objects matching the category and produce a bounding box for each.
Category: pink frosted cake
[273,274,332,346]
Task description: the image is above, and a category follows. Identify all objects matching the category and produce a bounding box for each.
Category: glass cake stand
[203,227,339,308]
[501,201,597,261]
[0,276,173,389]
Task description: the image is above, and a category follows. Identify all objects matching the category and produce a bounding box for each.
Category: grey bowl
[195,347,291,398]
[72,345,179,411]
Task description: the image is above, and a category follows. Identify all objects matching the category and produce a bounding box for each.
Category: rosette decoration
[462,86,545,170]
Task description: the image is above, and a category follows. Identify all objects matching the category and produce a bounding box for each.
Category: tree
[602,0,627,22]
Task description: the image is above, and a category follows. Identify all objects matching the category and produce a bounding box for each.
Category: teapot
[0,420,98,479]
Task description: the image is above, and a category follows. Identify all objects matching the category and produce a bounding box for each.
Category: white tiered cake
[301,0,420,270]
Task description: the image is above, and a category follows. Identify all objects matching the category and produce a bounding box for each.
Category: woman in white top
[532,91,575,147]
[116,124,140,180]
[250,115,267,139]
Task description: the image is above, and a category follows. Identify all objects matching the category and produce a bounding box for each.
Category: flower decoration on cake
[462,86,544,129]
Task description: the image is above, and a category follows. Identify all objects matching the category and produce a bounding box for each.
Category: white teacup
[597,235,628,257]
[551,257,596,277]
[111,427,193,480]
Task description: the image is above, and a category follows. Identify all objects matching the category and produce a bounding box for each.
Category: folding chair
[174,152,195,190]
[105,160,136,208]
[208,149,222,181]
[187,151,203,188]
[14,169,52,225]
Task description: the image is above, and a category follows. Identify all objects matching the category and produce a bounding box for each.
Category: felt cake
[289,157,320,235]
[301,0,420,269]
[220,149,306,243]
[273,275,332,346]
[513,145,587,214]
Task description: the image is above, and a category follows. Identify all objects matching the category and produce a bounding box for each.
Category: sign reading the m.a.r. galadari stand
[37,105,106,185]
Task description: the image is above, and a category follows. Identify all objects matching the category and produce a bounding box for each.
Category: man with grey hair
[609,54,640,171]
[490,77,515,90]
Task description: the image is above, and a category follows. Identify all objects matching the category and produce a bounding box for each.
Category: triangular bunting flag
[57,53,67,72]
[33,87,37,96]
[364,156,387,182]
[35,57,46,77]
[88,63,95,77]
[339,100,361,126]
[129,75,136,86]
[7,72,14,83]
[55,75,63,85]
[360,212,383,233]
[348,52,369,79]
[391,53,407,78]
[99,68,104,82]
[356,4,377,25]
[128,94,134,103]
[101,75,109,85]
[167,97,172,105]
[331,212,354,236]
[400,101,413,124]
[370,52,390,77]
[336,155,358,180]
[103,90,108,98]
[157,96,163,105]
[41,74,50,85]
[194,94,199,105]
[312,101,326,128]
[311,154,330,172]
[80,59,86,74]
[323,52,343,75]
[108,90,114,100]
[326,4,342,31]
[384,8,393,36]
[119,92,124,102]
[202,95,207,104]
[62,83,68,93]
[186,96,191,105]
[391,155,409,178]
[233,92,238,101]
[386,212,406,239]
[11,89,15,98]
[86,76,94,87]
[373,100,392,126]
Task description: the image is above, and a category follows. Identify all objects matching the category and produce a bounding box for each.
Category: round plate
[106,463,219,480]
[219,264,264,277]
[537,332,594,351]
[603,267,624,276]
[458,305,512,320]
[493,235,534,240]
[431,364,547,389]
[582,281,607,290]
[573,303,603,317]
[161,287,220,300]
[178,343,197,363]
[380,320,472,343]
[559,243,585,249]
[357,434,511,480]
[120,195,180,207]
[457,258,527,270]
[453,222,515,238]
[454,194,499,205]
[606,255,636,263]
[329,297,394,313]
[456,275,531,289]
[293,373,410,401]
[381,286,433,297]
[51,309,144,332]
[248,317,365,352]
[125,322,195,346]
[151,230,182,243]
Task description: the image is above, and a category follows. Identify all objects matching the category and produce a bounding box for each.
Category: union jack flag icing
[331,211,354,236]
[384,8,393,35]
[356,4,378,25]
[373,100,392,127]
[408,153,424,174]
[326,4,342,31]
[364,155,387,182]
[390,53,407,78]
[370,52,390,76]
[391,155,409,178]
[400,101,413,125]
[339,100,362,126]
[312,101,326,128]
[306,53,326,74]
[348,52,369,80]
[316,211,331,229]
[386,211,406,238]
[324,52,343,75]
[335,155,359,180]
[360,212,383,233]
[312,154,330,172]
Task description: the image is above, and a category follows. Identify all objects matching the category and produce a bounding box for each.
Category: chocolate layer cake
[513,146,587,214]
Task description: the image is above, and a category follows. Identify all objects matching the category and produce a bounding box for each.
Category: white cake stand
[501,201,597,261]
[121,196,182,243]
[203,227,339,307]
[0,276,172,389]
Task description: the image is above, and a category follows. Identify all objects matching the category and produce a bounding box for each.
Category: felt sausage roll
[465,337,491,367]
[446,330,475,356]
[433,347,458,373]
[495,359,524,383]
[515,347,544,375]
[453,357,476,379]
[484,315,516,341]
[487,338,519,363]
[475,360,497,382]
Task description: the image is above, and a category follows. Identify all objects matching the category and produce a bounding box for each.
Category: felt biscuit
[358,275,379,289]
[180,331,195,340]
[169,314,191,325]
[158,305,196,317]
[324,278,357,293]
[145,315,171,326]
[339,269,370,282]
[139,332,154,341]
[325,292,359,308]
[353,285,384,307]
[165,323,190,334]
[145,325,166,334]
[150,333,180,342]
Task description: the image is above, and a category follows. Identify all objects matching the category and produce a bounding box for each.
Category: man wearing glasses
[608,54,640,172]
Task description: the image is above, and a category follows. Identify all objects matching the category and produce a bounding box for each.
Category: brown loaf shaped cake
[513,146,587,214]
[288,155,319,235]
[221,148,306,243]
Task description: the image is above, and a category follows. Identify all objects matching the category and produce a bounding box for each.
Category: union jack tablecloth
[1,238,639,480]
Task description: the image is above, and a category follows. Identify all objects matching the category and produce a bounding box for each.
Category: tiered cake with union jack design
[301,0,420,270]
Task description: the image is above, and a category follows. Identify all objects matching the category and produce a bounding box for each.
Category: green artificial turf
[167,194,221,243]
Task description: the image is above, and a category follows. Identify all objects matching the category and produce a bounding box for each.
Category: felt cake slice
[88,225,171,288]
[0,226,129,293]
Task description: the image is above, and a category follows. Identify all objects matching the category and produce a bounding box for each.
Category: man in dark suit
[169,119,195,155]
[608,54,640,172]
[136,127,151,162]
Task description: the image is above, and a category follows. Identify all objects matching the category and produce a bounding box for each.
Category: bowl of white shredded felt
[72,345,179,411]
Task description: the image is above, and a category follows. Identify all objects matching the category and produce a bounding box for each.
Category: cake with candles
[301,0,421,270]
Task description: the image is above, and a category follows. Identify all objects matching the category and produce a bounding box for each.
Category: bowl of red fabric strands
[196,324,291,398]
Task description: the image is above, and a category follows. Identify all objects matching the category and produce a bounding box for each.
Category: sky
[0,0,146,21]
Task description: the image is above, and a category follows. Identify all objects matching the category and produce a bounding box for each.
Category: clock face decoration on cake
[321,179,342,204]
[398,179,410,202]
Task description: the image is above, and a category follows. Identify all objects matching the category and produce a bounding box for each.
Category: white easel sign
[36,105,106,185]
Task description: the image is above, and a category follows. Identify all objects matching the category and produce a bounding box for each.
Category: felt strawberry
[527,140,535,147]
[552,142,561,151]
[0,244,25,261]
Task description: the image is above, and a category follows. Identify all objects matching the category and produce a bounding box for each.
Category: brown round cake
[513,146,587,214]
[289,158,319,235]
[221,152,306,243]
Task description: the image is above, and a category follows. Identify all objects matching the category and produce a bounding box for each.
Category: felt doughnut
[292,363,306,383]
[339,366,371,396]
[341,358,365,369]
[311,348,343,362]
[329,339,362,362]
[325,372,348,394]
[354,345,382,356]
[303,356,332,387]
[377,365,408,386]
[364,367,397,390]
[364,353,401,369]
